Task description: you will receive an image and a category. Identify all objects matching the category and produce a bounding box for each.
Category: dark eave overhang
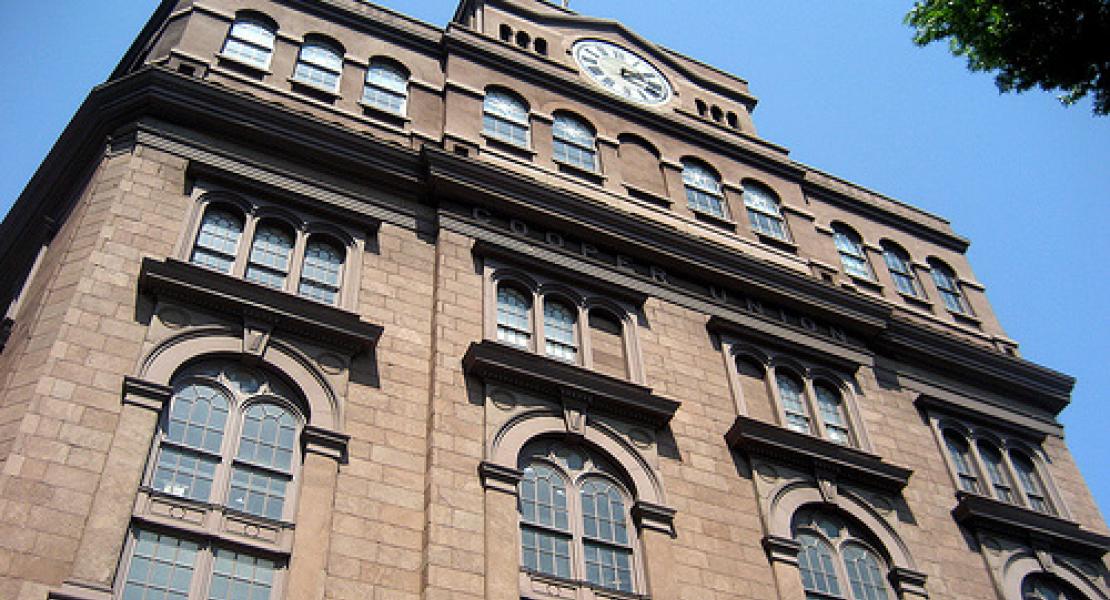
[707,315,873,370]
[725,415,913,493]
[139,258,382,354]
[953,493,1110,558]
[462,340,679,427]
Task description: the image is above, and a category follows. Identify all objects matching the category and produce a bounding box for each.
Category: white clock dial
[572,40,672,107]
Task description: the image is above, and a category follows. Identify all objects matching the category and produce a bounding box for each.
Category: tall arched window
[518,440,639,594]
[939,426,1060,514]
[881,242,920,297]
[483,89,530,147]
[943,430,981,493]
[814,383,852,446]
[777,372,811,434]
[362,59,409,115]
[543,299,578,362]
[191,206,245,274]
[245,221,295,289]
[743,181,788,240]
[293,38,344,92]
[833,225,872,280]
[496,284,532,348]
[794,508,893,600]
[298,236,345,304]
[1011,451,1053,513]
[681,160,726,218]
[928,259,967,314]
[552,113,597,171]
[221,15,276,69]
[1023,575,1086,600]
[978,441,1015,503]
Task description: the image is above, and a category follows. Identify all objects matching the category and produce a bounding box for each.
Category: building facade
[0,1,1105,600]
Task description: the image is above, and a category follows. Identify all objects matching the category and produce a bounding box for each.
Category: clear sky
[1,2,1106,515]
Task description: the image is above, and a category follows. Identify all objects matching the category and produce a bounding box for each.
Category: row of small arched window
[943,427,1055,514]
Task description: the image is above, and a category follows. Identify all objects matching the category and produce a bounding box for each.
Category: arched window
[943,430,981,493]
[245,221,294,289]
[543,299,578,362]
[191,206,245,274]
[776,371,811,434]
[483,89,530,147]
[928,259,967,314]
[552,113,597,171]
[617,134,665,197]
[588,309,627,379]
[1011,451,1053,514]
[814,383,852,446]
[293,38,344,92]
[221,15,276,69]
[794,508,893,600]
[496,284,532,348]
[1023,574,1086,600]
[518,440,639,594]
[881,242,919,297]
[978,441,1015,503]
[362,59,409,115]
[833,225,872,280]
[743,181,788,240]
[681,160,726,218]
[299,236,345,304]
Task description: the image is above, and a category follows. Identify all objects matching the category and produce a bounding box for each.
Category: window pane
[363,61,408,114]
[166,383,230,454]
[682,162,724,217]
[930,263,966,313]
[1011,452,1052,513]
[552,114,597,170]
[223,20,274,68]
[483,91,529,146]
[814,384,851,445]
[543,300,577,362]
[777,374,811,434]
[294,43,342,91]
[191,209,243,273]
[834,228,871,280]
[796,532,840,597]
[843,543,889,600]
[496,286,531,347]
[152,445,218,501]
[944,432,981,493]
[519,526,572,579]
[978,442,1014,502]
[580,479,628,546]
[298,238,344,304]
[124,530,198,600]
[743,183,787,240]
[245,224,293,290]
[208,548,276,600]
[237,403,297,470]
[518,465,568,531]
[883,246,919,297]
[228,465,289,520]
[583,541,634,593]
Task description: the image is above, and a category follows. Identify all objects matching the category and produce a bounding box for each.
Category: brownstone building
[0,1,1105,599]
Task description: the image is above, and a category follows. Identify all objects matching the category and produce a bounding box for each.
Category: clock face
[572,40,672,107]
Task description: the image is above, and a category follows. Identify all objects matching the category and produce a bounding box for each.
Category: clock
[572,40,672,107]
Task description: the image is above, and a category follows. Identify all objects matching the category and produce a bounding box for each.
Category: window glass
[191,209,244,273]
[152,446,219,501]
[552,114,597,171]
[245,223,294,290]
[363,60,408,115]
[222,18,275,69]
[543,300,577,362]
[1011,451,1052,513]
[682,161,725,218]
[842,543,889,600]
[978,441,1015,502]
[208,549,275,600]
[814,383,851,445]
[237,404,297,470]
[930,261,966,313]
[166,383,230,454]
[293,41,343,91]
[882,244,919,297]
[777,373,811,434]
[833,226,872,280]
[1023,576,1082,600]
[483,90,530,147]
[797,532,841,598]
[298,238,344,304]
[227,466,288,520]
[519,464,572,578]
[943,431,981,493]
[496,285,532,347]
[581,479,633,592]
[743,182,788,240]
[123,530,199,600]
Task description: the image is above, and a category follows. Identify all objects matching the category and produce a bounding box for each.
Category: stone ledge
[725,414,912,493]
[953,492,1110,558]
[462,340,679,427]
[139,257,383,354]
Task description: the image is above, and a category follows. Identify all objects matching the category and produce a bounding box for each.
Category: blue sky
[1,2,1106,516]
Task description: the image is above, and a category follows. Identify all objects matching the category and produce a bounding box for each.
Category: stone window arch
[793,506,896,600]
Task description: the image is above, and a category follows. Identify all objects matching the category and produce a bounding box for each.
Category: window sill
[949,310,982,328]
[553,158,605,184]
[898,291,933,311]
[357,100,410,127]
[753,231,797,253]
[288,78,341,102]
[481,133,536,158]
[725,414,912,493]
[952,492,1110,557]
[522,569,649,600]
[690,208,736,231]
[622,183,671,208]
[214,52,272,77]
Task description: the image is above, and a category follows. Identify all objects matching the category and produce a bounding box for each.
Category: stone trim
[632,500,676,534]
[462,340,680,427]
[762,534,801,566]
[138,257,383,354]
[953,492,1110,558]
[301,425,350,463]
[47,580,113,600]
[708,315,870,370]
[121,376,173,412]
[478,461,523,495]
[891,566,930,598]
[726,415,912,493]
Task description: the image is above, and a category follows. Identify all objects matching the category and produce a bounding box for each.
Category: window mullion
[966,438,995,500]
[1000,450,1033,509]
[531,291,544,355]
[286,229,308,297]
[803,378,830,440]
[232,214,259,278]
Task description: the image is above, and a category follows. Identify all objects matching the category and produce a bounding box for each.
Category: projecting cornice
[953,493,1110,559]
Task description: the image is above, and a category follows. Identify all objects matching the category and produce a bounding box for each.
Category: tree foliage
[906,0,1110,115]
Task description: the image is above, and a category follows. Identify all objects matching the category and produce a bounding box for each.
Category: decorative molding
[462,340,679,428]
[301,425,350,463]
[708,315,870,370]
[632,500,676,534]
[47,579,113,600]
[479,461,523,495]
[890,566,930,598]
[952,492,1110,559]
[138,258,383,355]
[725,415,912,493]
[762,534,801,566]
[122,376,173,412]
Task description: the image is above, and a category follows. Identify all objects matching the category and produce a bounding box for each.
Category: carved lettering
[800,316,817,332]
[581,243,599,259]
[709,286,728,302]
[829,327,847,343]
[510,219,529,236]
[617,254,634,270]
[650,266,668,283]
[472,207,492,223]
[545,232,564,248]
[746,298,764,315]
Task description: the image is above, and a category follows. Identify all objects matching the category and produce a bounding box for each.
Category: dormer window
[222,16,276,70]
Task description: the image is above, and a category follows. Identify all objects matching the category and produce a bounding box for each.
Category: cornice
[707,315,872,370]
[953,492,1110,558]
[462,340,679,428]
[725,415,913,493]
[138,258,382,355]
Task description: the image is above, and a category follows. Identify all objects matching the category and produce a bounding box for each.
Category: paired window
[483,89,530,147]
[794,508,893,600]
[222,16,276,69]
[681,159,726,219]
[190,203,347,306]
[362,59,409,115]
[941,426,1056,514]
[493,279,633,380]
[122,530,279,600]
[293,38,344,92]
[743,180,788,241]
[518,440,639,594]
[928,259,967,314]
[881,242,920,298]
[832,224,872,280]
[774,370,855,446]
[552,113,598,171]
